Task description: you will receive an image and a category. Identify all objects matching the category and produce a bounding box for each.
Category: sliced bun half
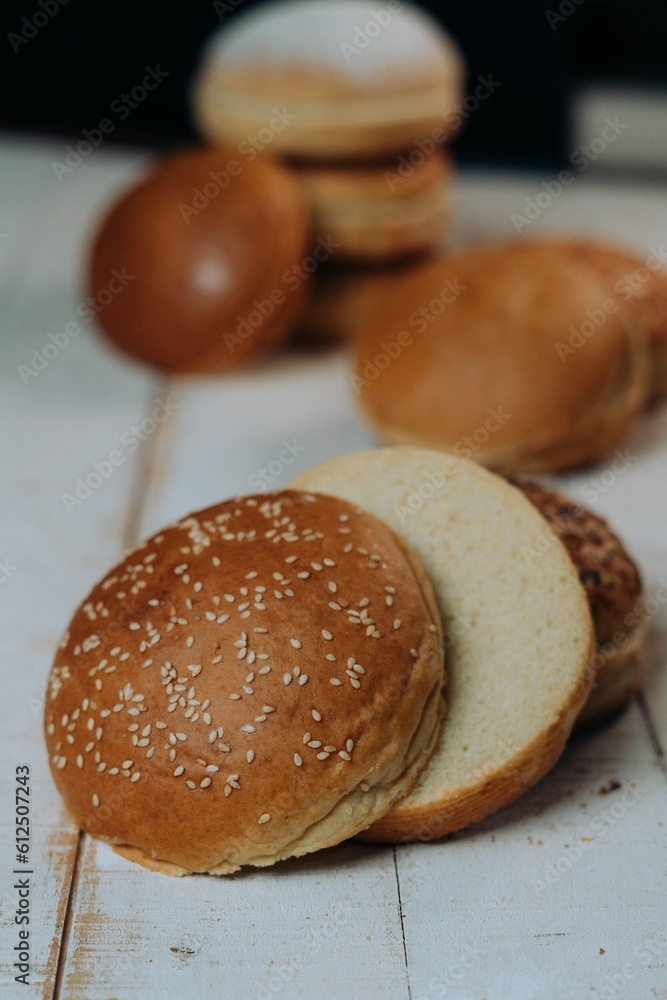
[291,448,595,841]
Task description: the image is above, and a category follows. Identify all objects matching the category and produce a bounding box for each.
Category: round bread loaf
[191,0,464,159]
[291,448,595,842]
[506,238,667,405]
[45,491,444,874]
[511,476,645,729]
[295,149,451,263]
[89,148,310,373]
[351,243,651,473]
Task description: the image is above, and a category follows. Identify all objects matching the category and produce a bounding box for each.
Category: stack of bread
[349,238,667,472]
[45,447,644,874]
[191,0,465,342]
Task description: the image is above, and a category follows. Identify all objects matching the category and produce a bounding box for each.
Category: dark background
[2,0,667,168]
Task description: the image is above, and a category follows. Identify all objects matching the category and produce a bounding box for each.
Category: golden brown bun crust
[89,148,310,373]
[353,244,650,473]
[511,238,667,404]
[295,149,451,263]
[45,491,444,873]
[511,476,644,728]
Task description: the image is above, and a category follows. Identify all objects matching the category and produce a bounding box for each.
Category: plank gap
[636,689,667,782]
[120,377,173,552]
[51,380,174,995]
[392,846,413,1000]
[51,829,85,1000]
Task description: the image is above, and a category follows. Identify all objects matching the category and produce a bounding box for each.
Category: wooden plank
[398,704,667,1000]
[4,139,666,1000]
[0,139,157,998]
[57,358,409,999]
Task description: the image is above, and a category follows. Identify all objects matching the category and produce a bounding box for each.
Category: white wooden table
[2,135,666,1000]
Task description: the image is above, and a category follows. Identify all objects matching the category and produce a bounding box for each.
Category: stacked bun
[191,0,465,343]
[349,239,663,473]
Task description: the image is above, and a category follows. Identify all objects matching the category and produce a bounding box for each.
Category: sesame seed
[347,739,354,752]
[339,751,351,761]
[247,751,254,763]
[92,794,100,807]
[360,782,370,792]
[258,813,271,824]
[330,678,343,686]
[200,777,212,788]
[283,673,292,686]
[322,630,333,641]
[294,753,303,766]
[290,638,301,649]
[173,765,184,776]
[410,649,418,658]
[298,674,309,686]
[317,752,330,760]
[308,740,322,749]
[241,725,256,734]
[312,710,322,722]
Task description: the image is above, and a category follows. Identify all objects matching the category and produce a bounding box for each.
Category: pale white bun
[291,448,595,842]
[192,0,465,158]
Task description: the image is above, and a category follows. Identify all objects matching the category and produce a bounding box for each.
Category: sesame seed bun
[45,491,444,874]
[511,476,645,729]
[352,244,651,473]
[290,448,595,842]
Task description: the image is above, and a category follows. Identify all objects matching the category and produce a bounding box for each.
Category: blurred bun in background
[295,149,452,264]
[89,147,310,372]
[351,240,652,473]
[191,0,465,160]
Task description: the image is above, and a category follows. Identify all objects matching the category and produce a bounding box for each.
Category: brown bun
[507,238,667,405]
[294,149,451,263]
[297,259,426,345]
[511,476,645,728]
[352,243,651,473]
[89,149,310,373]
[45,491,444,875]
